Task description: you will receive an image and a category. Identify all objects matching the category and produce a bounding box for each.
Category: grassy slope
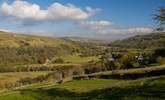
[0,76,164,100]
[0,31,165,99]
[110,32,165,49]
[0,31,102,67]
[0,72,50,89]
[0,31,69,48]
[0,72,50,81]
[0,65,165,100]
[89,64,165,75]
[0,31,103,50]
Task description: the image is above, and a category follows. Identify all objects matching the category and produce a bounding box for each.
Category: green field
[0,65,165,100]
[0,75,164,100]
[0,71,51,90]
[89,64,165,75]
[61,55,99,64]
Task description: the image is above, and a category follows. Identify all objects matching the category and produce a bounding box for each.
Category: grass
[14,63,82,68]
[0,93,36,100]
[0,65,165,100]
[10,55,99,68]
[0,76,164,100]
[90,64,165,75]
[61,55,99,64]
[0,31,102,67]
[0,71,51,90]
[0,71,50,80]
[52,79,125,92]
[0,31,71,48]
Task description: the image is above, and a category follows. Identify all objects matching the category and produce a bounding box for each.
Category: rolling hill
[0,31,103,67]
[110,32,165,49]
[61,37,107,44]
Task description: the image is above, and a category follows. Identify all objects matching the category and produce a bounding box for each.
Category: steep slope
[110,32,165,49]
[0,31,102,67]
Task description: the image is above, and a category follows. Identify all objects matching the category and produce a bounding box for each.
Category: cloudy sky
[0,0,164,40]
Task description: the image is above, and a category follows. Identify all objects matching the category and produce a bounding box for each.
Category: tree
[156,56,165,65]
[154,48,165,57]
[154,7,165,31]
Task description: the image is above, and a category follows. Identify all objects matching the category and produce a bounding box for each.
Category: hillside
[0,66,165,100]
[110,32,165,49]
[0,31,103,67]
[61,37,107,44]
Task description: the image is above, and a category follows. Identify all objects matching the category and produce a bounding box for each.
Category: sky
[0,0,164,40]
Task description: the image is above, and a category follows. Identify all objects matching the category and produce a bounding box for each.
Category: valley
[0,31,165,99]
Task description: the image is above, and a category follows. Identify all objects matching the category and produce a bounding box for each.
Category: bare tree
[154,7,165,31]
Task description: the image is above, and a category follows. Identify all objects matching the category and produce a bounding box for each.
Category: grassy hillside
[0,76,164,100]
[0,31,165,100]
[0,31,103,67]
[0,31,69,47]
[0,64,165,100]
[0,71,50,89]
[61,37,107,44]
[110,32,165,49]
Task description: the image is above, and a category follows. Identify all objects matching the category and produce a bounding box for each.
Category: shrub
[156,56,165,65]
[51,58,64,64]
[132,62,141,68]
[154,48,165,57]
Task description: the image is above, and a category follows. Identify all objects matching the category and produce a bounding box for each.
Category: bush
[154,48,165,57]
[114,62,123,69]
[51,58,64,64]
[156,56,165,65]
[132,62,141,68]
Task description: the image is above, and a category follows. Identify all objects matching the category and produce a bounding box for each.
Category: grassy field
[52,79,125,92]
[0,65,165,100]
[0,72,50,79]
[61,55,100,64]
[0,71,51,90]
[0,75,164,100]
[89,64,165,76]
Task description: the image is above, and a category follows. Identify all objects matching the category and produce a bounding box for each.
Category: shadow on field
[20,88,83,100]
[86,68,165,80]
[19,77,165,100]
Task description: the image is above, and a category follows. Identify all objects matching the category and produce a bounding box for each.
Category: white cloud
[79,20,153,35]
[0,0,98,22]
[0,1,153,40]
[97,27,153,35]
[0,28,12,32]
[79,20,112,29]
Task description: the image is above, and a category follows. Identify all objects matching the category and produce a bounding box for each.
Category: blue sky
[0,0,164,40]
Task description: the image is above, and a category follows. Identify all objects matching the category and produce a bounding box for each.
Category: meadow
[0,75,164,100]
[0,65,165,100]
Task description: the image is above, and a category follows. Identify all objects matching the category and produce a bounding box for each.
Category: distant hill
[0,31,103,67]
[110,32,165,49]
[61,37,107,44]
